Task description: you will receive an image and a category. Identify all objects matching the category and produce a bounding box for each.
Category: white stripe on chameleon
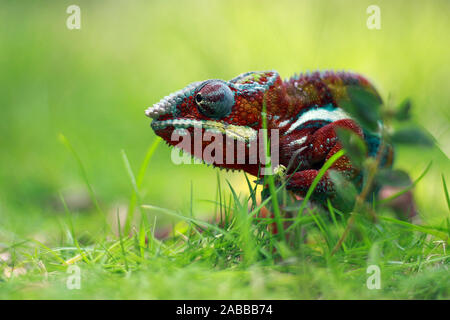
[285,108,351,135]
[152,119,258,142]
[278,119,291,128]
[296,145,308,153]
[288,136,308,147]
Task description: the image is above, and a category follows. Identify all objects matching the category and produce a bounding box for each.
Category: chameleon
[145,70,393,203]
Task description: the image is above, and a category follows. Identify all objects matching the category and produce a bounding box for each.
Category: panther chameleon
[145,71,393,205]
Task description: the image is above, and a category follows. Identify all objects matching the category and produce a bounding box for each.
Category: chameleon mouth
[151,118,257,142]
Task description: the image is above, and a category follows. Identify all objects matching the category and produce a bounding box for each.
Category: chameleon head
[145,71,282,169]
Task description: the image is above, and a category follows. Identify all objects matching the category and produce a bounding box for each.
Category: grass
[1,134,448,299]
[0,0,449,299]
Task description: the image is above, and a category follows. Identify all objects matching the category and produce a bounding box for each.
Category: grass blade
[379,161,432,205]
[123,138,161,233]
[261,97,285,242]
[59,134,107,226]
[442,174,450,212]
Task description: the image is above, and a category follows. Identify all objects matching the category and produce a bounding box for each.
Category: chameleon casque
[145,71,393,203]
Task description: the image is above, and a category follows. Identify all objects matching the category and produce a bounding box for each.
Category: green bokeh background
[0,0,449,240]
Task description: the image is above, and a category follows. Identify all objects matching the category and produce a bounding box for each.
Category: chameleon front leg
[286,119,363,198]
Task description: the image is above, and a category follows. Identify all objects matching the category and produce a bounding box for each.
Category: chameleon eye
[195,80,234,119]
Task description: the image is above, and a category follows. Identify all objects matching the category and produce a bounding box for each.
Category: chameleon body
[145,71,393,199]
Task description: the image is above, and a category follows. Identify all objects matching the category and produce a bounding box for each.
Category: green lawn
[0,0,449,299]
